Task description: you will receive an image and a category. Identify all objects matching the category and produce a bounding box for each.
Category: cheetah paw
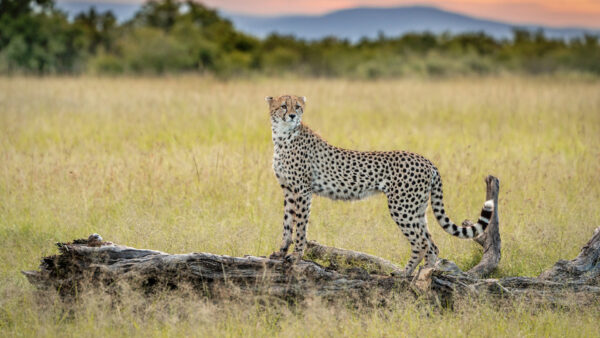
[269,251,286,260]
[284,252,302,264]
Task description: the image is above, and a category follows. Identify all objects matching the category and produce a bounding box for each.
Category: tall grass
[0,76,599,336]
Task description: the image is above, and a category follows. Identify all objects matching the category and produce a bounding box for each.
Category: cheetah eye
[281,104,287,110]
[295,104,301,110]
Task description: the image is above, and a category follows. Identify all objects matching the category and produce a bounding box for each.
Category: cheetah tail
[430,170,494,239]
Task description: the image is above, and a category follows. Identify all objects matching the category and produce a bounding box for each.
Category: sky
[60,0,600,28]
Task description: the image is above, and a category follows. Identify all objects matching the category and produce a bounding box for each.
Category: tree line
[1,0,599,77]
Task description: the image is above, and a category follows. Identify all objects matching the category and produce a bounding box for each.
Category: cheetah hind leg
[388,217,429,276]
[407,236,429,276]
[422,216,439,268]
[424,238,439,268]
[389,236,429,277]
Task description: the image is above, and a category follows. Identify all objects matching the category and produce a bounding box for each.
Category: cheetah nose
[289,114,296,120]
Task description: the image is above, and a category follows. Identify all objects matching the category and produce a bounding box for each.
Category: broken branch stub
[468,175,501,278]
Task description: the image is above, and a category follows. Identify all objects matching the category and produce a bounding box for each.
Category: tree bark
[468,175,501,278]
[22,235,407,302]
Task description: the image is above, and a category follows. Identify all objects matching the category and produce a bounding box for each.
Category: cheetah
[266,95,494,276]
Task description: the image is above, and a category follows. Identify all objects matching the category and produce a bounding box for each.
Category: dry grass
[0,75,599,336]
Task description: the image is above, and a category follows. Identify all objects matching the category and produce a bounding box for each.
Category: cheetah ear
[265,96,273,104]
[300,96,306,104]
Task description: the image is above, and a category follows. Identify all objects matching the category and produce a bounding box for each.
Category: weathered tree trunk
[468,176,501,277]
[22,176,600,307]
[22,235,407,301]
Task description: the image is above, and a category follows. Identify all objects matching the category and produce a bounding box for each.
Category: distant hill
[56,2,599,40]
[227,6,599,41]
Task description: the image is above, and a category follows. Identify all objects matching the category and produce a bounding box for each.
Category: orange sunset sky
[71,0,600,28]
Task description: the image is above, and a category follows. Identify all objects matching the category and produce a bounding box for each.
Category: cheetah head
[265,95,306,132]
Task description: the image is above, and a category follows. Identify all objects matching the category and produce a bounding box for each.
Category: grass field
[1,76,599,337]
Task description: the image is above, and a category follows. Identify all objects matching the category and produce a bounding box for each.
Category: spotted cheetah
[266,95,494,276]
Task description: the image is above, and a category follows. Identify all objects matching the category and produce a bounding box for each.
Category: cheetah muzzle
[265,95,494,276]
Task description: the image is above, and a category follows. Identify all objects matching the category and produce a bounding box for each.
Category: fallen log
[21,229,600,307]
[22,176,600,307]
[22,234,408,302]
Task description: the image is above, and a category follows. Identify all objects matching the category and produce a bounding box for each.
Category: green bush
[118,27,192,74]
[88,51,124,74]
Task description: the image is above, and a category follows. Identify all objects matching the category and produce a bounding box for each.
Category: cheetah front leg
[286,193,312,263]
[269,187,296,260]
